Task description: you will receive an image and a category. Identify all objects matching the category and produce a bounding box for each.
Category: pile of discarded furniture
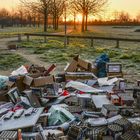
[0,54,140,140]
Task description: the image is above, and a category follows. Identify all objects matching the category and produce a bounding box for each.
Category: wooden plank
[24,33,140,42]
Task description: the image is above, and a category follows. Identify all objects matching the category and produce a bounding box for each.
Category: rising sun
[76,14,83,22]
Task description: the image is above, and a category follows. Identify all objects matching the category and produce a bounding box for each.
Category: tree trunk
[81,13,85,32]
[54,16,57,30]
[74,12,76,30]
[37,14,41,27]
[56,17,59,30]
[20,16,23,27]
[38,22,40,27]
[33,17,36,27]
[53,16,55,29]
[85,13,88,31]
[44,8,48,32]
[11,17,14,27]
[82,0,85,32]
[29,18,32,27]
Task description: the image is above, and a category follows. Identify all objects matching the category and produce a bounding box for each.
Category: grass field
[0,25,140,82]
[0,26,63,38]
[0,53,28,70]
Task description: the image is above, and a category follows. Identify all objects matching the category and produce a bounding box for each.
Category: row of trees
[20,0,109,32]
[0,0,140,32]
[71,0,108,32]
[20,0,66,32]
[0,8,41,28]
[0,0,108,32]
[112,11,140,23]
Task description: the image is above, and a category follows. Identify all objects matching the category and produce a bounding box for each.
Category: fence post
[64,35,67,47]
[27,35,30,42]
[44,36,47,43]
[116,40,120,48]
[18,34,21,42]
[67,37,69,45]
[91,39,94,47]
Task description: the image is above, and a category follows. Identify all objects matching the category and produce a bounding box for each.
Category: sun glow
[0,0,140,19]
[76,14,83,22]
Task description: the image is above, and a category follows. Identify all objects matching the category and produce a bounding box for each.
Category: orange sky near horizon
[0,0,140,18]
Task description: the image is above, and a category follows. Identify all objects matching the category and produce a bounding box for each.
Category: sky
[0,0,140,18]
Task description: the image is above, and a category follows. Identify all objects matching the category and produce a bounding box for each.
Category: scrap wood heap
[0,54,140,140]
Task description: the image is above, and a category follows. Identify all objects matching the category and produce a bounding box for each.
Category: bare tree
[69,0,77,30]
[136,12,140,22]
[0,8,9,28]
[118,11,131,23]
[17,8,24,27]
[112,10,120,22]
[20,0,52,32]
[50,0,65,30]
[71,0,108,32]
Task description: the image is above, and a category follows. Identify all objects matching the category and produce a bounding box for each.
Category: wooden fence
[22,33,140,48]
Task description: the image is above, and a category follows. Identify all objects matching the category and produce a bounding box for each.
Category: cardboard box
[35,66,46,73]
[0,90,9,102]
[91,66,98,75]
[23,75,55,87]
[8,76,26,92]
[16,76,26,92]
[28,65,46,74]
[23,75,33,86]
[77,57,91,71]
[65,60,78,72]
[65,56,92,72]
[7,81,15,89]
[65,72,94,81]
[33,76,54,87]
[29,73,43,78]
